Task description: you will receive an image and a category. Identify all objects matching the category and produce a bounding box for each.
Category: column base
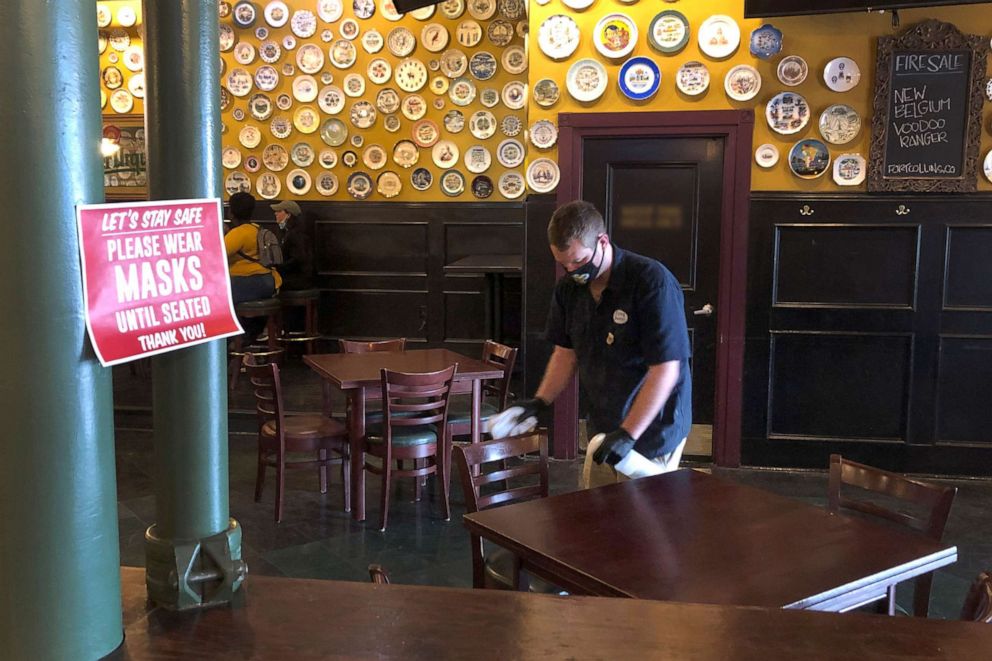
[144,518,247,611]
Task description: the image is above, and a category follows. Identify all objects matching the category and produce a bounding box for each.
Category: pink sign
[76,198,243,366]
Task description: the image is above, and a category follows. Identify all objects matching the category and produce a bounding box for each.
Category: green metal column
[142,0,245,609]
[0,2,123,660]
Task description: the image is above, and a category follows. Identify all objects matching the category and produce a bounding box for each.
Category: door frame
[553,109,753,467]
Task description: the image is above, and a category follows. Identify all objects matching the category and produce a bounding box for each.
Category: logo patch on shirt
[606,332,614,345]
[613,309,628,324]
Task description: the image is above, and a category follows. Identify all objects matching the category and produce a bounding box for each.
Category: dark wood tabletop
[463,469,958,611]
[443,254,523,274]
[304,348,503,389]
[113,567,990,660]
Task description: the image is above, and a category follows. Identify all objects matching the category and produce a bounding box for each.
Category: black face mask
[569,241,603,285]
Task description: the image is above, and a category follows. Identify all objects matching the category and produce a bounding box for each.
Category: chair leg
[438,446,450,522]
[318,448,328,494]
[379,456,392,532]
[254,447,266,502]
[275,456,286,524]
[341,447,351,513]
[414,458,423,502]
[913,574,934,617]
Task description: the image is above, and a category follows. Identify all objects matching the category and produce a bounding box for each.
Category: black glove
[593,429,636,466]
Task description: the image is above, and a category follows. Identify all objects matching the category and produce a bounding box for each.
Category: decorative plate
[254,65,279,92]
[294,106,320,134]
[319,149,339,168]
[346,172,373,200]
[593,13,637,60]
[749,23,782,59]
[833,153,866,186]
[676,61,709,96]
[498,0,524,20]
[472,175,494,199]
[823,57,861,92]
[233,1,257,28]
[99,30,110,55]
[480,87,500,108]
[342,151,357,167]
[724,64,761,102]
[410,5,436,20]
[249,93,274,120]
[412,119,440,147]
[560,0,594,9]
[984,150,992,183]
[432,140,460,168]
[468,0,496,20]
[377,171,403,198]
[469,110,497,139]
[449,77,477,106]
[317,0,343,23]
[109,88,133,114]
[259,40,281,63]
[469,52,498,81]
[380,0,403,21]
[422,23,449,52]
[353,0,375,19]
[97,4,111,28]
[109,27,130,52]
[292,75,318,103]
[376,87,401,114]
[440,169,466,197]
[440,0,466,20]
[986,78,992,102]
[440,49,468,78]
[263,144,289,171]
[276,93,293,110]
[343,73,366,97]
[443,110,465,133]
[296,44,325,73]
[464,145,491,174]
[396,59,429,92]
[123,45,144,72]
[387,27,416,57]
[282,62,296,76]
[538,15,580,61]
[362,29,384,53]
[533,79,561,107]
[618,56,661,101]
[318,85,346,114]
[340,19,360,40]
[500,115,521,137]
[501,81,527,110]
[244,155,261,173]
[219,1,232,18]
[566,59,607,103]
[264,1,289,28]
[818,104,861,145]
[102,66,123,90]
[320,117,348,146]
[315,171,339,196]
[698,15,740,59]
[232,108,246,122]
[788,139,830,179]
[350,100,377,128]
[754,143,779,168]
[220,86,232,112]
[648,11,690,54]
[498,171,525,199]
[291,142,315,167]
[411,167,434,191]
[282,35,297,51]
[353,133,366,146]
[128,73,145,98]
[287,168,312,195]
[526,158,560,193]
[456,20,483,48]
[777,55,808,87]
[433,97,445,110]
[256,27,269,41]
[529,119,557,149]
[383,114,402,132]
[766,91,810,135]
[363,144,387,170]
[367,58,392,85]
[501,46,527,75]
[392,140,420,168]
[256,172,281,200]
[487,19,514,46]
[330,40,358,69]
[270,116,293,139]
[430,76,450,95]
[111,3,133,25]
[225,171,251,195]
[401,94,427,121]
[496,138,525,167]
[228,68,254,97]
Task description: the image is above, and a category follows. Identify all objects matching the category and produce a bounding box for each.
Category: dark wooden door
[582,136,725,456]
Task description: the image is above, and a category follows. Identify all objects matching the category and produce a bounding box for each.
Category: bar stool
[278,288,321,355]
[229,298,283,391]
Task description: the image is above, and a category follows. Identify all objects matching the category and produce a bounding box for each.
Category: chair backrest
[961,571,992,623]
[368,564,391,585]
[380,365,457,441]
[827,454,957,541]
[480,340,518,409]
[339,338,406,353]
[453,431,548,513]
[244,354,285,440]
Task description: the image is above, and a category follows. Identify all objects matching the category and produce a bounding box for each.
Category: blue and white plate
[618,56,661,101]
[749,24,782,60]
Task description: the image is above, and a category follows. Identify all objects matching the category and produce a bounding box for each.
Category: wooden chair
[828,454,957,617]
[368,564,392,585]
[452,431,562,594]
[364,365,456,532]
[245,354,350,523]
[338,338,407,353]
[960,571,992,623]
[447,340,517,440]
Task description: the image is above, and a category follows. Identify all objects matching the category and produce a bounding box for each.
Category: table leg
[348,388,366,522]
[471,379,481,445]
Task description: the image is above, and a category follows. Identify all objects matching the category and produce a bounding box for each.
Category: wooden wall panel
[935,335,992,445]
[943,225,992,310]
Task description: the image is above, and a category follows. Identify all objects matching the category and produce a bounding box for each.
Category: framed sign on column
[102,114,147,199]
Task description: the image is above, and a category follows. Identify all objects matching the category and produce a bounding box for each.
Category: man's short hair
[229,192,255,221]
[547,200,605,251]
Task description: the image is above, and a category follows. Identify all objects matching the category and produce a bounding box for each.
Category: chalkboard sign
[868,21,988,193]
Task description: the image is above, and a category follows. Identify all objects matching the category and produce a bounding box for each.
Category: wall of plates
[98,1,145,116]
[526,1,992,191]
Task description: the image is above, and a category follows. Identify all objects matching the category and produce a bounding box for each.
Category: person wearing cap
[271,200,314,292]
[225,192,282,342]
[489,200,692,485]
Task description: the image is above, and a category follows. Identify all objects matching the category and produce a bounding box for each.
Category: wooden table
[113,567,991,660]
[463,469,958,612]
[305,348,503,522]
[444,255,522,343]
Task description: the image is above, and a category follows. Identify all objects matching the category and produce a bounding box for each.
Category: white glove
[487,398,548,439]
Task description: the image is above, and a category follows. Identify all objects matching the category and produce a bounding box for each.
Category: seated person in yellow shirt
[225,192,282,342]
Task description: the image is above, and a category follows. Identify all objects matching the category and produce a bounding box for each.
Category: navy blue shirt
[544,245,692,458]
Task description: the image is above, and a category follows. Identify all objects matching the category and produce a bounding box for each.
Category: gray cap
[270,200,301,216]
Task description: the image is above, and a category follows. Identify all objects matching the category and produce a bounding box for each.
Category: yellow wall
[527,1,992,192]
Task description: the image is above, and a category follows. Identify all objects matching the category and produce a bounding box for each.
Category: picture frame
[102,114,147,199]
